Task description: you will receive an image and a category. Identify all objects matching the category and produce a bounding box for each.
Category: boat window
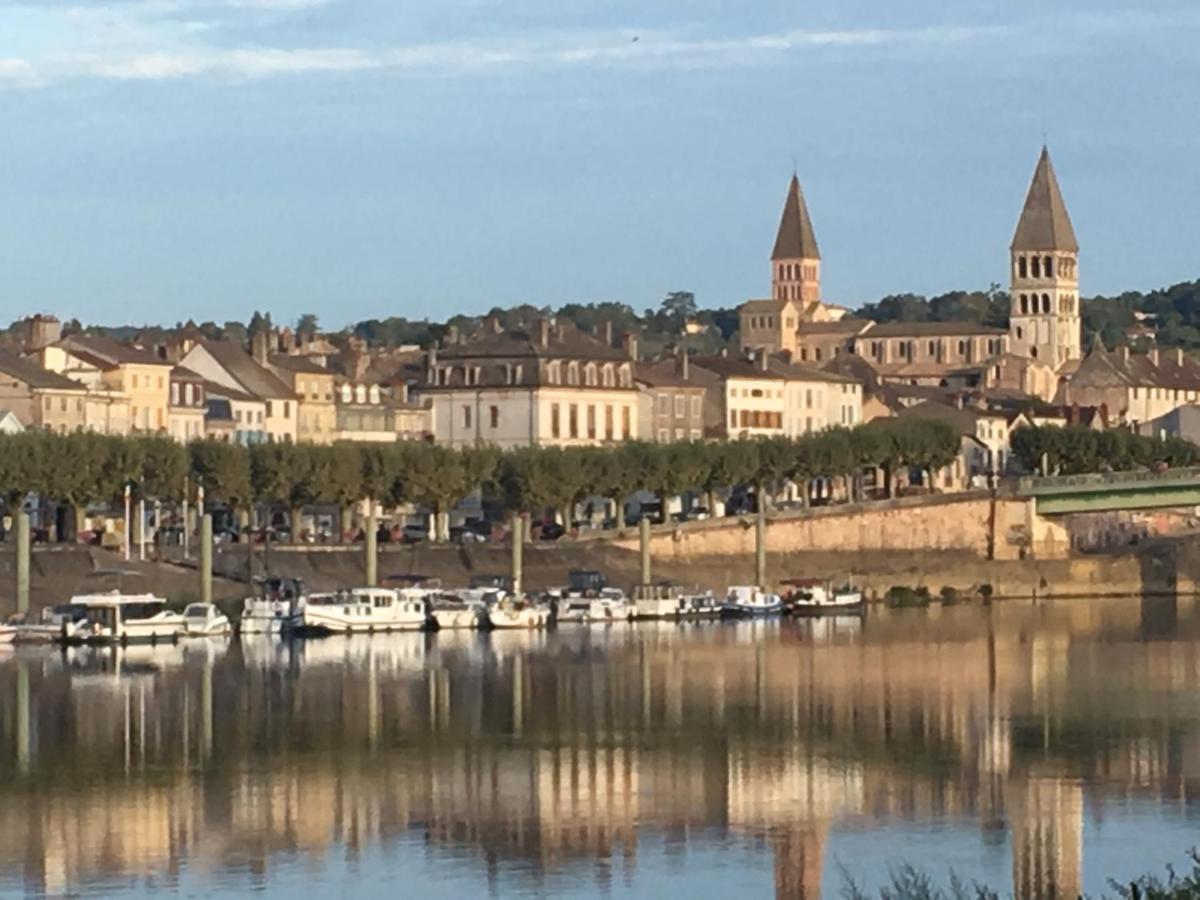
[184,605,208,619]
[373,596,390,608]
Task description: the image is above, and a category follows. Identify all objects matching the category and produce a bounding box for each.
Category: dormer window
[368,385,380,404]
[602,365,614,387]
[567,362,579,386]
[547,361,561,385]
[341,384,352,403]
[585,364,597,387]
[618,364,632,388]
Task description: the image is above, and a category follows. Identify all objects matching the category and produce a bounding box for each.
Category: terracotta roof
[771,174,821,261]
[799,318,873,336]
[0,349,84,391]
[1011,146,1079,252]
[766,356,859,385]
[822,352,882,392]
[689,355,787,381]
[439,321,627,363]
[170,365,206,382]
[61,334,167,367]
[864,321,1007,338]
[898,399,1008,433]
[634,362,705,389]
[198,341,296,400]
[740,299,789,315]
[270,354,331,376]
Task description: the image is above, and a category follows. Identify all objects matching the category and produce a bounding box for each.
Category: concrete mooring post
[200,514,213,606]
[510,515,523,596]
[15,511,30,616]
[755,504,767,588]
[365,506,378,587]
[639,516,652,585]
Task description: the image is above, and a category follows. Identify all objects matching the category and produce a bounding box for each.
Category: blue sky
[0,1,1198,329]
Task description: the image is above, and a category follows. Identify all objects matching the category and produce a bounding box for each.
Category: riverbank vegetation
[1011,425,1200,476]
[0,417,960,541]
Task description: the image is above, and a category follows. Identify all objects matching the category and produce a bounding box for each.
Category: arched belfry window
[1018,257,1028,279]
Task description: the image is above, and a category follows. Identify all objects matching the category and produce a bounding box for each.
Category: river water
[0,598,1198,898]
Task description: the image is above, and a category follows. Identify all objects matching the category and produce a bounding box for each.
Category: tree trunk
[290,507,303,544]
[885,464,897,499]
[341,504,355,543]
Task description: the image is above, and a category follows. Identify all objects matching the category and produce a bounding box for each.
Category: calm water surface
[1,598,1199,898]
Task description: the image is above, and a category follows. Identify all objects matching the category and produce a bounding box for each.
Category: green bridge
[1019,468,1200,515]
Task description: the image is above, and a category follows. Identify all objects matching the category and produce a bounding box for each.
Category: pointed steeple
[772,174,821,261]
[1011,147,1079,252]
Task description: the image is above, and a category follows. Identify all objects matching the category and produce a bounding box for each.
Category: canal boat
[290,587,431,635]
[552,570,612,623]
[429,594,487,630]
[586,588,634,623]
[721,585,785,618]
[488,595,552,630]
[61,593,185,645]
[240,577,306,635]
[181,603,233,637]
[631,583,721,620]
[11,605,92,644]
[782,578,864,616]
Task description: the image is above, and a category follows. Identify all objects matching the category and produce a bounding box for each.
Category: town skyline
[3,2,1199,325]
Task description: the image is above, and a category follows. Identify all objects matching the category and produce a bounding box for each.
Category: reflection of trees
[0,601,1198,896]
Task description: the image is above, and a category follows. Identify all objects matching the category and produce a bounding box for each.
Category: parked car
[450,520,490,544]
[401,523,430,544]
[537,521,565,541]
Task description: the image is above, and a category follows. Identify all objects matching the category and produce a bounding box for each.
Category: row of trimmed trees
[1011,425,1200,476]
[0,417,964,543]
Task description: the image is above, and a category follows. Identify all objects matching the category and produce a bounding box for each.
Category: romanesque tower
[1009,147,1082,368]
[772,175,822,310]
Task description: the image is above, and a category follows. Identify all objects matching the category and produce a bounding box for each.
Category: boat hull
[720,603,785,619]
[293,609,428,635]
[488,608,551,630]
[431,608,482,630]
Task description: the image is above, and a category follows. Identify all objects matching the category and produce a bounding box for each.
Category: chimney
[604,321,614,347]
[1119,345,1130,364]
[427,346,438,371]
[1177,348,1186,366]
[758,350,770,372]
[621,331,639,361]
[447,324,459,345]
[485,315,502,335]
[397,382,409,404]
[539,319,551,349]
[677,350,689,381]
[1149,347,1159,367]
[554,319,565,341]
[251,330,270,366]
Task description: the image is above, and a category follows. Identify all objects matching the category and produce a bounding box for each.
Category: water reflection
[1,599,1199,898]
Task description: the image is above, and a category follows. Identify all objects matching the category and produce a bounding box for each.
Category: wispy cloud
[2,2,1197,88]
[0,19,1010,87]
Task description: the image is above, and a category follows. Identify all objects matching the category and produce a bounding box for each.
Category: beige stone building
[417,318,638,449]
[1058,342,1200,426]
[181,340,298,443]
[168,367,207,443]
[1008,147,1083,369]
[44,335,172,434]
[269,355,337,444]
[635,358,706,443]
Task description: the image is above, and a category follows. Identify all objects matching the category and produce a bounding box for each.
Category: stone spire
[772,174,821,261]
[1011,147,1079,253]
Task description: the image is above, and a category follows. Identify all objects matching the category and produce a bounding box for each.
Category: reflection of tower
[1009,776,1083,900]
[772,825,826,900]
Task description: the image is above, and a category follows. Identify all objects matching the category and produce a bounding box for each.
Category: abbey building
[739,148,1084,397]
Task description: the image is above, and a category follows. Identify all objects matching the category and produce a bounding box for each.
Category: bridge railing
[1019,467,1200,495]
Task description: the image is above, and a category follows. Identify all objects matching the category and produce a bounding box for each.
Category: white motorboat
[430,594,486,630]
[782,579,865,615]
[553,570,613,623]
[586,588,634,623]
[632,584,721,620]
[488,595,552,630]
[554,595,592,623]
[240,577,305,635]
[12,605,92,644]
[61,592,185,644]
[721,585,785,618]
[181,603,232,637]
[291,587,430,635]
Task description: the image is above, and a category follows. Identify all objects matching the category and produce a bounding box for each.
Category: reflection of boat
[240,577,304,635]
[782,578,864,615]
[721,586,785,618]
[489,596,551,630]
[182,603,232,637]
[59,593,184,645]
[0,622,16,644]
[632,583,721,620]
[291,587,430,635]
[292,633,427,672]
